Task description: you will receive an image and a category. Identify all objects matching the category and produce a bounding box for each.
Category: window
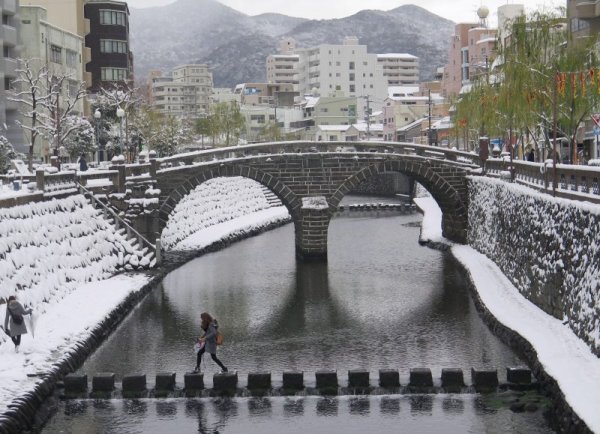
[50,45,62,64]
[349,84,355,93]
[3,46,9,58]
[2,15,9,25]
[99,9,126,26]
[4,77,11,91]
[100,39,127,54]
[68,80,80,98]
[66,49,78,67]
[349,73,355,81]
[349,62,355,70]
[101,67,127,81]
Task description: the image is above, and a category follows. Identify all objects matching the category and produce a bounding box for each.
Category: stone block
[92,373,115,392]
[348,370,369,388]
[409,368,433,387]
[441,369,464,389]
[506,367,531,384]
[315,370,338,389]
[379,369,400,388]
[213,372,237,392]
[184,372,204,390]
[155,372,176,391]
[471,368,498,390]
[282,371,304,390]
[247,372,271,390]
[64,374,87,393]
[122,374,146,392]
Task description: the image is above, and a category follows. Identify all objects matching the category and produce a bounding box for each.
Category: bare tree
[9,58,87,170]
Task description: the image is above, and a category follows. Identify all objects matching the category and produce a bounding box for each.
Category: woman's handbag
[215,331,224,346]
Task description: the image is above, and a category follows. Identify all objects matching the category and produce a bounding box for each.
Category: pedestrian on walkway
[78,153,88,172]
[4,296,32,353]
[194,312,228,373]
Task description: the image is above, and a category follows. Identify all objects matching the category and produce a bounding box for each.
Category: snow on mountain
[130,1,454,87]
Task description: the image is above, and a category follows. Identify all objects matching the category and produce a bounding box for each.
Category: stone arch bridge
[131,142,480,261]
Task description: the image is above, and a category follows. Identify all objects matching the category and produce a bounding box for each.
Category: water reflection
[43,396,555,433]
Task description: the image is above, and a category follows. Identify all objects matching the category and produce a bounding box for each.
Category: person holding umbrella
[3,295,33,353]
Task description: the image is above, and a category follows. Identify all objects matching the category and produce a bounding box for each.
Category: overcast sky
[127,0,563,25]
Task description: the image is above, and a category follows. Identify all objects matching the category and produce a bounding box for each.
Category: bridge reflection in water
[45,395,553,433]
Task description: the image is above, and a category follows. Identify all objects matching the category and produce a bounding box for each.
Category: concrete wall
[467,176,600,357]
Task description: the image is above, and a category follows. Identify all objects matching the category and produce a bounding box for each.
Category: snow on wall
[0,195,152,342]
[161,177,282,250]
[468,176,600,356]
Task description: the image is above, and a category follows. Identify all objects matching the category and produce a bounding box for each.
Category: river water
[43,195,555,433]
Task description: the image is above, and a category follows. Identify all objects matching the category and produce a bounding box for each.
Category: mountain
[129,0,454,87]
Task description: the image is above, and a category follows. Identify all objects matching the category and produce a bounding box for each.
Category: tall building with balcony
[294,37,387,120]
[19,5,85,159]
[151,64,213,119]
[377,53,419,86]
[0,0,22,151]
[20,0,91,89]
[267,38,300,91]
[84,0,133,92]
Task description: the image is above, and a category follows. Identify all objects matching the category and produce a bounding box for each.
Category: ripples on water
[46,395,553,434]
[49,196,555,433]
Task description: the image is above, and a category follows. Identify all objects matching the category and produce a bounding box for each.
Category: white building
[266,54,300,91]
[151,64,213,119]
[377,53,419,86]
[294,37,388,121]
[0,0,21,151]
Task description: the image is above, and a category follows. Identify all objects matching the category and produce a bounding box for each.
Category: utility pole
[428,89,432,146]
[362,95,374,141]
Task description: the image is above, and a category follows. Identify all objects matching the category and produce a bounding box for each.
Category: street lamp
[94,109,102,163]
[116,107,125,156]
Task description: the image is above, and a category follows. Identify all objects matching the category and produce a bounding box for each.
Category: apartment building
[0,0,22,151]
[151,64,213,119]
[294,37,387,120]
[19,5,85,158]
[84,0,133,92]
[377,53,419,86]
[234,82,296,107]
[266,54,300,91]
[568,0,600,39]
[20,0,91,88]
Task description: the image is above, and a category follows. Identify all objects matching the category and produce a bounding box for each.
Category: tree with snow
[62,116,95,159]
[0,136,17,174]
[9,59,87,170]
[211,101,246,146]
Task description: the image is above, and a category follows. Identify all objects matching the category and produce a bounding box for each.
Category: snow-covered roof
[318,125,354,132]
[377,53,418,59]
[397,118,426,132]
[432,116,453,130]
[303,96,320,109]
[388,86,420,97]
[354,123,384,132]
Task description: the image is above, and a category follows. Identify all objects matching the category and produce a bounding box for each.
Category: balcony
[1,57,17,78]
[576,0,600,19]
[3,0,17,14]
[1,25,17,47]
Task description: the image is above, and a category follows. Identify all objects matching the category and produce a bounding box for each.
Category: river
[43,195,554,433]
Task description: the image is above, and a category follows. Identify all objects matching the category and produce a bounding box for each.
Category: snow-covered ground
[418,196,600,432]
[1,177,598,431]
[0,178,290,420]
[0,274,151,414]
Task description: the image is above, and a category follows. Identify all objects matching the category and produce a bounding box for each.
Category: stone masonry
[143,153,471,260]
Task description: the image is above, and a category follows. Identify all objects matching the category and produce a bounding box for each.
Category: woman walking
[4,296,33,353]
[194,312,228,373]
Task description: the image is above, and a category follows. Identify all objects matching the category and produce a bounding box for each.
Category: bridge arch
[157,165,301,239]
[331,160,468,243]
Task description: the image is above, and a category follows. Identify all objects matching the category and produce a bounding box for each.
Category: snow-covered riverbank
[417,196,600,433]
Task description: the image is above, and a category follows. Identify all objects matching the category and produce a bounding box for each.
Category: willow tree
[496,9,600,163]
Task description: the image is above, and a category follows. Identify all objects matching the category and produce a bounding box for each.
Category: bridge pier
[294,208,331,262]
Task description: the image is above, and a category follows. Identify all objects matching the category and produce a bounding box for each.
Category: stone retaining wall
[450,254,593,434]
[467,177,600,357]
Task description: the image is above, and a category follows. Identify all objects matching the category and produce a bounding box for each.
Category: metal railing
[77,183,157,254]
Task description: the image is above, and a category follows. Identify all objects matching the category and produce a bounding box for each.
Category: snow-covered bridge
[150,141,474,260]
